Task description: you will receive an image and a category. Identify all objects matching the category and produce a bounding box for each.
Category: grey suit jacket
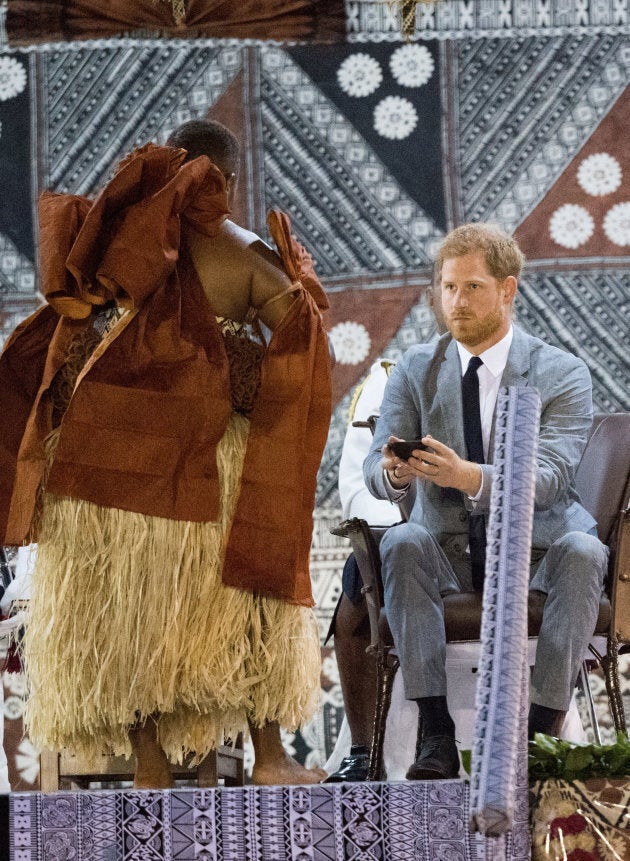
[363,325,596,554]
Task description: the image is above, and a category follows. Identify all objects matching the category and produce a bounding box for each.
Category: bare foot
[129,719,175,790]
[252,751,327,786]
[133,760,175,791]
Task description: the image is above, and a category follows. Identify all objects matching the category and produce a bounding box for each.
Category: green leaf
[528,733,630,783]
[460,749,471,775]
[564,746,595,772]
[532,733,562,754]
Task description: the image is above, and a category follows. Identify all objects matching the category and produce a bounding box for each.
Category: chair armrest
[610,508,630,643]
[331,517,392,653]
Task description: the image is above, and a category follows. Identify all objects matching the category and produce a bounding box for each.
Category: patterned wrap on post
[469,386,541,836]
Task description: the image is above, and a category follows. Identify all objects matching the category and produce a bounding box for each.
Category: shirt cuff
[383,468,410,501]
[467,468,484,504]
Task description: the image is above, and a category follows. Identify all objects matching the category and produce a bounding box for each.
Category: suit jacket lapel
[435,338,467,458]
[488,325,532,457]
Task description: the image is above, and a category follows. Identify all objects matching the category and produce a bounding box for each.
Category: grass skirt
[23,414,321,763]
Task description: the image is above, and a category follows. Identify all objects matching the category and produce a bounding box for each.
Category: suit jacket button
[459,512,468,522]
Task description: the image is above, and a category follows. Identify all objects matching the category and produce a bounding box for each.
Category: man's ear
[501,275,517,303]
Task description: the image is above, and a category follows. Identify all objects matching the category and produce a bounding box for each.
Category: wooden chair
[39,737,244,791]
[332,412,630,780]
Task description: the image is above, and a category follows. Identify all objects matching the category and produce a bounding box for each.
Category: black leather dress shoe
[324,751,370,783]
[406,735,460,780]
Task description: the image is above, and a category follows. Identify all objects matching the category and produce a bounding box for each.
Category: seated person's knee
[550,530,608,571]
[380,522,433,562]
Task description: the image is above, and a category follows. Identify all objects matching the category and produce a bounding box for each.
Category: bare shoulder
[222,222,286,272]
[185,219,296,327]
[220,220,260,249]
[219,222,293,297]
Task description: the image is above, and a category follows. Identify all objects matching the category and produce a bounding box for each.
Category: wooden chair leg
[39,749,60,792]
[368,646,399,781]
[603,636,627,735]
[214,736,244,787]
[196,751,218,787]
[589,636,628,736]
[41,738,245,791]
[577,661,602,745]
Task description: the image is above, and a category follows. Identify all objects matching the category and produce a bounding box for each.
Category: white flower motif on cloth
[329,321,371,365]
[390,44,434,87]
[15,738,40,785]
[337,53,382,98]
[373,96,418,140]
[603,201,630,246]
[3,693,23,719]
[3,668,26,696]
[0,57,27,101]
[14,737,40,785]
[577,153,622,196]
[549,204,594,248]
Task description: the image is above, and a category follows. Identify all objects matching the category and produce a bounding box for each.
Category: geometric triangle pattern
[451,35,630,231]
[40,44,243,195]
[285,40,446,231]
[260,46,442,277]
[515,270,629,413]
[515,83,630,262]
[8,783,531,860]
[121,792,166,861]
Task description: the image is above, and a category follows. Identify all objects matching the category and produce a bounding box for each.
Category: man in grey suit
[363,223,608,780]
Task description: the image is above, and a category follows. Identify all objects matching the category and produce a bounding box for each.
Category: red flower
[549,813,589,838]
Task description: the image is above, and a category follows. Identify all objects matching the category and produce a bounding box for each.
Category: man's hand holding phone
[383,437,432,487]
[388,439,430,460]
[384,434,482,496]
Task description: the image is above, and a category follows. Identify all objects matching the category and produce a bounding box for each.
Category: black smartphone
[388,439,430,461]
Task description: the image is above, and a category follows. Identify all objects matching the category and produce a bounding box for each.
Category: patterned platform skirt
[23,413,321,763]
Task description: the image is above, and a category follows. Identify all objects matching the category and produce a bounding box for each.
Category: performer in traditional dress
[0,120,332,788]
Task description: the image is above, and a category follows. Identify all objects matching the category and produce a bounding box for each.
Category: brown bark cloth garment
[5,0,346,45]
[0,144,332,762]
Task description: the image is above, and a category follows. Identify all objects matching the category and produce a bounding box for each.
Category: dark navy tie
[462,356,486,591]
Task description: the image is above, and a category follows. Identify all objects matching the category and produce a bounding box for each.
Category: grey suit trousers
[381,522,608,712]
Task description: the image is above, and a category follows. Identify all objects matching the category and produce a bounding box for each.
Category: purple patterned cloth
[9,781,530,861]
[470,386,541,837]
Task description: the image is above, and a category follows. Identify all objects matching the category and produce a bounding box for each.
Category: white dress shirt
[457,326,513,500]
[456,326,514,461]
